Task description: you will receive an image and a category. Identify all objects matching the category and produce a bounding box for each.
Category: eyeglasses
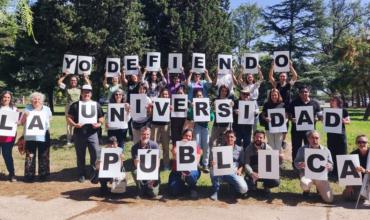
[357,141,368,144]
[115,93,123,96]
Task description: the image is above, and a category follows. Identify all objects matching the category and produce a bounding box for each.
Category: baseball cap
[81,84,92,91]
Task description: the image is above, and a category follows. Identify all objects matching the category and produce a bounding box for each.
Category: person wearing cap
[287,85,322,166]
[58,71,91,145]
[233,87,259,149]
[67,84,105,183]
[294,130,333,203]
[268,60,298,149]
[186,69,212,101]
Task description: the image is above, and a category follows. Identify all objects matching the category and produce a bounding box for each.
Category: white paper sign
[212,146,233,176]
[25,111,47,136]
[124,55,139,75]
[146,52,161,71]
[62,54,77,74]
[323,108,343,134]
[215,99,233,123]
[77,55,93,75]
[268,108,287,133]
[258,150,280,179]
[99,148,123,178]
[137,149,160,180]
[295,106,314,131]
[241,53,259,74]
[360,153,370,199]
[192,53,206,73]
[0,110,19,137]
[176,141,198,171]
[193,98,210,122]
[130,94,148,120]
[336,155,362,186]
[218,54,232,74]
[78,101,97,125]
[106,58,121,77]
[304,148,328,181]
[108,103,130,129]
[171,94,188,118]
[238,101,255,124]
[273,51,290,72]
[152,98,170,122]
[168,53,182,73]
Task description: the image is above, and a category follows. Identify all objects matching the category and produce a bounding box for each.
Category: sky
[229,0,282,9]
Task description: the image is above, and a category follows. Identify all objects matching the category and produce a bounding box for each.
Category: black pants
[327,133,347,178]
[24,141,49,178]
[291,130,308,164]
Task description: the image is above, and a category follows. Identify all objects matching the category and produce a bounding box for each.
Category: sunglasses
[357,141,368,144]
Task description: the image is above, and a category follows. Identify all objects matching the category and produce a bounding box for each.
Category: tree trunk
[364,89,370,120]
[47,87,54,113]
[356,90,361,108]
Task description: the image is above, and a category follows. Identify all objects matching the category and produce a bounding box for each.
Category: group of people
[0,60,369,206]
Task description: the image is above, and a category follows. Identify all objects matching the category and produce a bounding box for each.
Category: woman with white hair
[20,92,52,182]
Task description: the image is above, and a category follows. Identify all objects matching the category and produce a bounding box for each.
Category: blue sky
[230,0,282,9]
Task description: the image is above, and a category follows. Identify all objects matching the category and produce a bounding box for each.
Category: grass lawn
[1,105,369,197]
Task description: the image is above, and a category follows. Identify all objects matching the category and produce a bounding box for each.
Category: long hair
[109,89,126,103]
[330,95,343,108]
[0,91,14,108]
[267,88,283,105]
[217,85,230,98]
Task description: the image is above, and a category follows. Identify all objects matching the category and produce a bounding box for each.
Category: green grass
[1,105,369,196]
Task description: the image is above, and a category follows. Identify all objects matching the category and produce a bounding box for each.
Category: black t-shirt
[351,148,369,170]
[276,82,292,106]
[288,98,321,131]
[126,82,140,103]
[68,101,104,136]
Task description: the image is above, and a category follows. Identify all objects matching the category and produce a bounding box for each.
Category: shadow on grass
[49,167,80,182]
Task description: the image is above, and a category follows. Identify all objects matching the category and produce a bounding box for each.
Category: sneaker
[190,190,198,199]
[202,166,210,173]
[363,200,370,207]
[67,142,73,146]
[78,176,85,183]
[210,192,218,201]
[241,192,249,199]
[281,141,287,150]
[9,175,17,182]
[90,171,99,184]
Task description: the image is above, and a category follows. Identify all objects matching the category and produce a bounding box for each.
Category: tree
[262,0,327,58]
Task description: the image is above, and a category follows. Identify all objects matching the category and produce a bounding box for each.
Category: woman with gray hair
[20,92,52,182]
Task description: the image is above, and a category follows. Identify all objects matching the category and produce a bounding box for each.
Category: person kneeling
[210,130,248,201]
[294,130,334,203]
[91,136,126,195]
[168,128,202,199]
[244,130,282,197]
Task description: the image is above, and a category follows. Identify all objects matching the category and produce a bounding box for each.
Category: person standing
[58,71,91,145]
[67,85,104,183]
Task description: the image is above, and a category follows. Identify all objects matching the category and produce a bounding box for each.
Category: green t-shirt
[67,88,81,104]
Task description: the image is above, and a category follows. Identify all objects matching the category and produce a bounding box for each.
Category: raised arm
[121,69,128,85]
[103,72,109,89]
[268,61,276,88]
[204,69,212,83]
[186,69,193,86]
[257,65,264,83]
[57,72,67,88]
[83,73,91,85]
[289,61,298,85]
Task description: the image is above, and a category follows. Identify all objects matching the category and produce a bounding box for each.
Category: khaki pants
[65,104,74,143]
[151,124,170,167]
[266,131,283,150]
[300,175,334,203]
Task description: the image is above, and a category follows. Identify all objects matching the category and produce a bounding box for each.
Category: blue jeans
[233,124,252,149]
[194,124,209,166]
[211,173,248,194]
[168,170,201,196]
[107,129,127,150]
[0,142,15,176]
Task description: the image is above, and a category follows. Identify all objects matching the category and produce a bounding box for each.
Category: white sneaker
[363,200,370,207]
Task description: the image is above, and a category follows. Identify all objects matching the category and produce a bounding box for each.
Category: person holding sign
[20,92,52,182]
[170,86,187,148]
[326,95,350,180]
[106,89,129,150]
[244,130,281,197]
[232,88,258,149]
[90,136,125,195]
[103,72,122,102]
[288,86,322,166]
[294,131,334,203]
[168,128,202,199]
[131,127,161,199]
[67,85,105,183]
[186,69,212,101]
[260,89,286,150]
[142,68,167,99]
[0,91,20,182]
[57,71,91,145]
[342,135,370,206]
[187,90,214,172]
[150,88,171,170]
[210,130,248,201]
[166,67,185,97]
[209,85,233,167]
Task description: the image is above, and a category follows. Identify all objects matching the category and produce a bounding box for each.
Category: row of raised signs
[100,142,369,187]
[62,51,291,76]
[0,98,344,137]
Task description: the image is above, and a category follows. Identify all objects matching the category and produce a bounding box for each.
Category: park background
[0,0,369,203]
